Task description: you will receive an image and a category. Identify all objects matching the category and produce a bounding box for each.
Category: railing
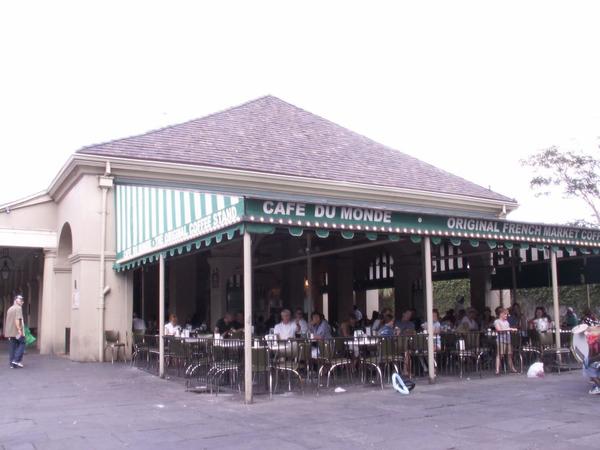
[130,330,580,397]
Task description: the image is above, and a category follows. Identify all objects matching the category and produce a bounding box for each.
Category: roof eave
[55,154,517,216]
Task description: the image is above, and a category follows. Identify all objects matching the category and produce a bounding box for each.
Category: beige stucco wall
[1,172,132,362]
[0,199,57,232]
[52,174,131,361]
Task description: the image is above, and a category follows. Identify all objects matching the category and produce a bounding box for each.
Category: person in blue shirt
[309,312,332,339]
[378,314,396,336]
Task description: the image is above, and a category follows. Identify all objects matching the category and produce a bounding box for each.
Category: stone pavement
[0,344,598,450]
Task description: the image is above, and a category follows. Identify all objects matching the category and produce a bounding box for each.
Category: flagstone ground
[0,343,597,450]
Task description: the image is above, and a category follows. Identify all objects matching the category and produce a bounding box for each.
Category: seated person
[441,309,456,328]
[368,311,380,328]
[164,314,179,336]
[254,315,268,336]
[529,306,551,332]
[232,312,244,330]
[397,310,416,335]
[215,313,236,335]
[309,312,332,340]
[132,313,146,333]
[458,308,479,332]
[409,308,422,332]
[378,314,396,337]
[273,309,297,340]
[339,313,357,337]
[372,307,392,332]
[294,308,309,335]
[480,307,495,331]
[421,309,442,334]
[564,307,578,329]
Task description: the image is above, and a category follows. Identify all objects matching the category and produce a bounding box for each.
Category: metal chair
[250,346,273,398]
[185,339,213,392]
[131,331,147,367]
[272,339,310,394]
[539,331,572,373]
[168,338,188,377]
[208,339,243,395]
[104,330,126,364]
[316,338,355,390]
[451,332,483,378]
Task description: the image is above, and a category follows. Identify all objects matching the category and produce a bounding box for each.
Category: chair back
[441,333,456,351]
[295,341,311,364]
[538,331,554,349]
[379,337,394,361]
[510,331,521,350]
[318,340,335,360]
[105,330,119,344]
[170,338,186,358]
[251,347,269,372]
[413,333,428,352]
[133,332,146,346]
[463,331,480,350]
[334,337,348,355]
[396,335,411,352]
[231,330,244,340]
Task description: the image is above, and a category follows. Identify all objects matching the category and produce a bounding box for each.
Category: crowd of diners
[132,302,599,340]
[129,301,600,383]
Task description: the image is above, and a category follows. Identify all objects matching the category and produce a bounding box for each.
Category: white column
[39,249,56,354]
[550,250,561,352]
[98,175,113,362]
[510,250,518,305]
[423,237,435,383]
[306,233,313,315]
[141,268,145,320]
[243,231,253,404]
[159,254,166,378]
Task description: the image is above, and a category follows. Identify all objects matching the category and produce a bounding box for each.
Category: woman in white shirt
[529,306,552,333]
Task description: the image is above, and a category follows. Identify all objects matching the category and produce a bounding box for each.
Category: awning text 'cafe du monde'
[249,199,600,250]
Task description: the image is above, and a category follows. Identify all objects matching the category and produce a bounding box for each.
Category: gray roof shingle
[77,96,514,203]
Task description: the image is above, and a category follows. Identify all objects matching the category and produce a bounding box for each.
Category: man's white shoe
[588,386,600,395]
[11,361,23,368]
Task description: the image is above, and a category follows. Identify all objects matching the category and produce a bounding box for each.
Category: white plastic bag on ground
[527,362,544,378]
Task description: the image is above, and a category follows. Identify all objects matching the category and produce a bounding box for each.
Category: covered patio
[117,188,599,402]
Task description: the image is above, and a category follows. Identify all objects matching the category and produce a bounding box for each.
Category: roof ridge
[77,95,275,153]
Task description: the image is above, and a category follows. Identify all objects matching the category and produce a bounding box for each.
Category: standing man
[6,294,26,368]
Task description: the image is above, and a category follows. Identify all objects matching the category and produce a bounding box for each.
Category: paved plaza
[0,345,598,450]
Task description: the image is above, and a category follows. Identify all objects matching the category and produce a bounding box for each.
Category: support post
[159,254,165,378]
[550,250,561,353]
[243,231,253,404]
[39,249,56,354]
[423,237,435,384]
[306,233,313,315]
[141,267,145,321]
[510,250,518,307]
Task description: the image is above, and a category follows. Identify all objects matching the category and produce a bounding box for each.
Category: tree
[522,145,600,226]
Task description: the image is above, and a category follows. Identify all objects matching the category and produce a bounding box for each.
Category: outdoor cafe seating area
[130,329,580,397]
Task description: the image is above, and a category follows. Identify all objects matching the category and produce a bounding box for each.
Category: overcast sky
[1,1,599,225]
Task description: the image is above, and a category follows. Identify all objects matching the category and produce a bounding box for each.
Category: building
[1,96,598,383]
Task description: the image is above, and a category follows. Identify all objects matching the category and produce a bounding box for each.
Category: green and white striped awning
[115,184,244,267]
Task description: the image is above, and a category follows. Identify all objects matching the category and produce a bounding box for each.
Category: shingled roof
[78,96,514,203]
